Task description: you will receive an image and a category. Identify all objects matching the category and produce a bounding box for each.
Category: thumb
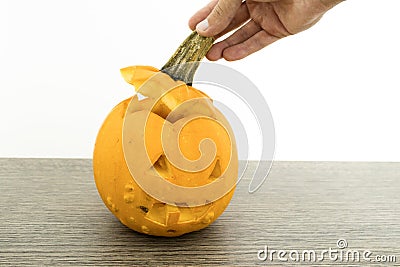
[196,0,243,37]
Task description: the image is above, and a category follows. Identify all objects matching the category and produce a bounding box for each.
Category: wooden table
[1,159,399,266]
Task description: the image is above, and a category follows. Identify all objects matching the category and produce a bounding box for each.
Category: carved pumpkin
[93,33,238,237]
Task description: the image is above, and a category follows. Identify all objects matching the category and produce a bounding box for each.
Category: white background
[0,0,399,161]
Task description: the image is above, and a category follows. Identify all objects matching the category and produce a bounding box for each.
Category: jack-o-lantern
[93,32,238,237]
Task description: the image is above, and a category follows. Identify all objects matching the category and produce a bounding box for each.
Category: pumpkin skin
[93,66,238,237]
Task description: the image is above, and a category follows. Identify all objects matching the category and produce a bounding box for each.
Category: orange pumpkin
[93,33,238,237]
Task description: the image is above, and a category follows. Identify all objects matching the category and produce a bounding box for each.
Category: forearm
[320,0,346,10]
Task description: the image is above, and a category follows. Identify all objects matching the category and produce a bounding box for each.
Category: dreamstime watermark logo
[121,62,275,206]
[257,239,397,263]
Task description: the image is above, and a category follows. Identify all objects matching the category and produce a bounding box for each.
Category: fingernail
[196,19,209,32]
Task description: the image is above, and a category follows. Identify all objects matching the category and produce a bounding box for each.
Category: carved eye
[209,159,222,179]
[152,155,171,179]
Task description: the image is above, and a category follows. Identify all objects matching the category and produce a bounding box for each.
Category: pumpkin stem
[161,31,214,85]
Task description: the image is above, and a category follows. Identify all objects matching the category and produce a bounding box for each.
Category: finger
[222,30,279,61]
[206,20,262,61]
[188,0,219,31]
[214,2,250,39]
[196,0,243,37]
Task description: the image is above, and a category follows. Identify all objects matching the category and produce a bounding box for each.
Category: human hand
[189,0,344,61]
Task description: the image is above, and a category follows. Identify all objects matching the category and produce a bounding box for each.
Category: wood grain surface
[0,159,399,266]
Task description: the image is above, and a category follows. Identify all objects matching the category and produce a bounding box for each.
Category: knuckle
[206,0,219,13]
[214,4,224,18]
